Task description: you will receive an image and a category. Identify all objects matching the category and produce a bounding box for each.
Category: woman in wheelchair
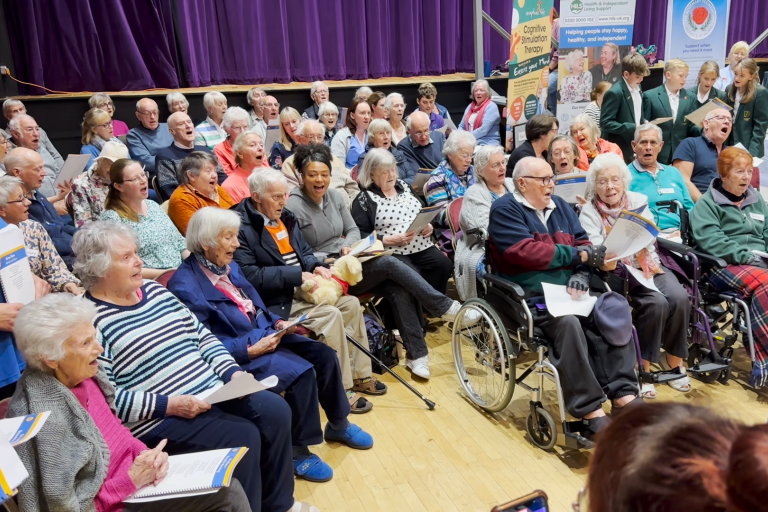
[690,147,768,388]
[454,145,513,300]
[286,143,479,380]
[488,156,641,437]
[580,153,692,396]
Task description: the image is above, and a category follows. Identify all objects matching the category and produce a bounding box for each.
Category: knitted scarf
[194,252,228,276]
[463,97,492,130]
[440,161,476,200]
[90,136,121,151]
[593,194,662,278]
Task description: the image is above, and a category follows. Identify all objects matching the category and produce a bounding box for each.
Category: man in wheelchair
[487,157,641,436]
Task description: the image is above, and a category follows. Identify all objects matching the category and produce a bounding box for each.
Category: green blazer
[641,85,695,165]
[600,79,644,164]
[725,84,768,158]
[686,85,727,137]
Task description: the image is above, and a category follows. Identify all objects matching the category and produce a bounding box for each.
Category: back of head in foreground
[586,402,768,512]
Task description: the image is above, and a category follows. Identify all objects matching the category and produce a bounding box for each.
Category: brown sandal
[347,391,373,414]
[352,377,388,396]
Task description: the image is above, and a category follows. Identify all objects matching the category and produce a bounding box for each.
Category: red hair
[717,146,754,178]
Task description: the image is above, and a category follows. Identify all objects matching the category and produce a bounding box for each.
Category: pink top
[200,263,255,317]
[112,119,130,137]
[71,377,147,512]
[214,138,270,176]
[221,165,259,204]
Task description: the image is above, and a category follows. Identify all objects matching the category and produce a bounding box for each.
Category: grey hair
[512,156,549,189]
[186,207,241,253]
[221,106,250,131]
[368,119,393,137]
[570,113,601,146]
[88,93,111,109]
[2,99,23,118]
[442,130,476,157]
[14,294,98,372]
[7,114,33,136]
[310,81,328,97]
[232,131,263,166]
[296,119,326,137]
[72,221,139,290]
[246,87,266,106]
[317,101,339,116]
[203,91,227,111]
[634,122,664,143]
[473,146,505,184]
[564,49,585,74]
[358,148,397,189]
[384,93,404,110]
[179,151,218,184]
[249,168,288,196]
[471,80,493,98]
[165,91,189,110]
[0,175,24,208]
[584,153,633,201]
[354,86,373,100]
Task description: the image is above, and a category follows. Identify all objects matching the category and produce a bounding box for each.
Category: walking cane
[346,334,436,410]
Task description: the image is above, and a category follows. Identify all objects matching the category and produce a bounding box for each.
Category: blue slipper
[293,453,333,482]
[323,423,374,450]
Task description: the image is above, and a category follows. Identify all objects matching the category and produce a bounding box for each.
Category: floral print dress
[71,167,110,228]
[19,220,80,291]
[560,72,593,104]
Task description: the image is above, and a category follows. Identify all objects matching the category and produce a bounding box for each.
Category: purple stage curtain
[630,0,670,59]
[727,0,768,58]
[172,0,486,86]
[4,0,179,94]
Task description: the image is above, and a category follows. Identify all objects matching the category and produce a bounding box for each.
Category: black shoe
[582,415,611,440]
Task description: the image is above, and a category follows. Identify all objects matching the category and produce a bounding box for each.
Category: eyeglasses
[7,196,30,205]
[96,102,114,109]
[413,130,431,138]
[97,121,113,129]
[123,171,150,184]
[457,152,473,160]
[706,115,732,124]
[521,175,554,186]
[489,161,505,170]
[138,110,159,118]
[596,176,623,187]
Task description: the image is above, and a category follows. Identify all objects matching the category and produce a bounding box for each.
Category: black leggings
[393,246,454,294]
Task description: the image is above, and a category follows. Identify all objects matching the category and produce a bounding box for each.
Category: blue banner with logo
[665,0,731,89]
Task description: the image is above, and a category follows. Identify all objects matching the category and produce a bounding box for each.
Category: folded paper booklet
[411,169,432,194]
[0,224,36,305]
[437,117,458,134]
[685,98,732,128]
[272,301,327,336]
[54,154,92,187]
[650,117,673,125]
[603,211,660,263]
[553,172,587,204]
[406,204,442,234]
[0,412,50,503]
[196,374,278,405]
[124,447,249,503]
[264,125,280,152]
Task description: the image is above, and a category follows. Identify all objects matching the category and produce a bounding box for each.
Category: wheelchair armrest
[483,274,526,302]
[657,237,727,269]
[657,237,693,254]
[465,227,488,239]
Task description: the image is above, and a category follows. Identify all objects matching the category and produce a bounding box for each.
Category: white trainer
[441,300,481,325]
[406,355,430,379]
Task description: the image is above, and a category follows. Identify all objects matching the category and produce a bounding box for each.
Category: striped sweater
[88,281,241,438]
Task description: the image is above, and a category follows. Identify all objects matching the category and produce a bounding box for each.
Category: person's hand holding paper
[166,395,211,419]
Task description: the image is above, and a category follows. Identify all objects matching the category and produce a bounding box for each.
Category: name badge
[751,213,765,222]
[659,188,675,195]
[26,249,39,258]
[276,230,288,240]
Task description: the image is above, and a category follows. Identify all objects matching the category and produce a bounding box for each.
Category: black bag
[364,312,398,374]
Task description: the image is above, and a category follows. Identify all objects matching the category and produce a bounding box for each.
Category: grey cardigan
[286,187,361,256]
[7,368,115,512]
[454,179,515,300]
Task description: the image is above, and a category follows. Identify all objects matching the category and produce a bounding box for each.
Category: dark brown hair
[104,159,141,222]
[728,58,759,104]
[525,114,558,142]
[587,402,768,512]
[367,91,387,112]
[346,99,370,132]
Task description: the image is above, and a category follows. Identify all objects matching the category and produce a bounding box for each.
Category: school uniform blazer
[600,79,644,164]
[641,85,695,165]
[686,85,727,137]
[725,84,768,158]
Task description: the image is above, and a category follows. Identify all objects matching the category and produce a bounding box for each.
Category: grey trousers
[122,479,251,512]
[349,255,454,360]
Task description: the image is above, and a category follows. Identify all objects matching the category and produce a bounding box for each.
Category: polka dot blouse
[368,182,434,255]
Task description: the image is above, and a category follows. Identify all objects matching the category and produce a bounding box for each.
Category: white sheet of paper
[0,439,27,502]
[603,212,660,263]
[406,205,442,233]
[124,447,248,503]
[123,489,218,504]
[349,232,376,256]
[650,117,673,125]
[734,143,765,167]
[0,224,36,305]
[437,117,458,134]
[0,411,51,446]
[54,154,92,187]
[197,375,278,405]
[264,126,280,152]
[624,265,661,293]
[542,283,597,317]
[553,172,587,204]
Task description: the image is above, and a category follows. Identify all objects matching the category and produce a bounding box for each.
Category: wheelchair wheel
[687,344,721,384]
[526,407,557,451]
[452,298,515,413]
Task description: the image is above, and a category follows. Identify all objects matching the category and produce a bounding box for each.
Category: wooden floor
[296,321,768,512]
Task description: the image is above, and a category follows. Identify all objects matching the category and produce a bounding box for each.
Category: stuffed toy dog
[296,255,363,305]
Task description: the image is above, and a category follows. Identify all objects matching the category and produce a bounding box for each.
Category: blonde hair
[729,58,759,104]
[81,108,111,145]
[697,60,720,84]
[278,107,301,151]
[729,41,750,63]
[664,59,689,74]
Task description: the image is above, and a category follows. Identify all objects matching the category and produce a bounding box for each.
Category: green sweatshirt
[690,179,768,265]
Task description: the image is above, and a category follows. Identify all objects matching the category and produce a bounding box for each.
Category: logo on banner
[683,0,716,40]
[570,0,583,13]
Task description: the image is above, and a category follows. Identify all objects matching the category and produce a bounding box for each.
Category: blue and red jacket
[487,193,592,297]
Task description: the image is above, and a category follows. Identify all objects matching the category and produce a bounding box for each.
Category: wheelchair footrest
[640,369,686,384]
[563,421,596,450]
[688,361,731,374]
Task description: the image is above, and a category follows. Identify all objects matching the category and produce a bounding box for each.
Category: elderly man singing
[396,111,446,186]
[487,156,641,437]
